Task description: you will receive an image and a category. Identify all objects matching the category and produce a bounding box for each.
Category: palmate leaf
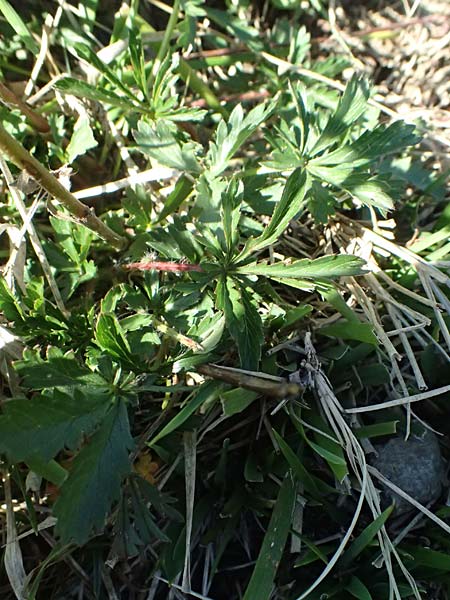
[15,351,106,389]
[345,175,396,212]
[307,168,398,213]
[310,76,370,156]
[54,401,133,544]
[207,101,275,178]
[73,43,136,102]
[133,119,201,173]
[0,389,110,462]
[236,168,310,262]
[216,277,263,370]
[95,313,133,363]
[237,254,366,279]
[312,121,419,168]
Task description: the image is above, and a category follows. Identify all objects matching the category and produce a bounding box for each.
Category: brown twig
[0,122,127,250]
[0,81,50,133]
[197,363,303,399]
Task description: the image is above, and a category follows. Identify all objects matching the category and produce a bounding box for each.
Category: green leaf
[294,540,333,567]
[130,487,170,543]
[237,168,310,260]
[0,389,109,462]
[307,168,395,213]
[268,277,323,292]
[149,380,223,446]
[354,421,398,439]
[406,546,450,571]
[221,178,242,257]
[282,304,313,328]
[157,175,193,222]
[345,576,373,600]
[320,287,359,322]
[49,216,94,264]
[307,439,348,481]
[272,430,320,497]
[340,504,394,567]
[319,321,378,345]
[0,277,24,322]
[55,77,139,111]
[205,7,264,51]
[25,457,68,487]
[311,76,370,156]
[315,121,420,168]
[95,313,133,363]
[73,43,137,102]
[244,451,264,482]
[216,278,263,370]
[294,412,348,482]
[289,81,310,154]
[345,176,395,213]
[0,0,39,54]
[15,353,105,389]
[220,387,259,416]
[66,115,98,163]
[54,401,133,544]
[242,473,296,600]
[133,119,201,173]
[308,181,336,224]
[188,312,225,354]
[207,101,275,178]
[238,254,366,279]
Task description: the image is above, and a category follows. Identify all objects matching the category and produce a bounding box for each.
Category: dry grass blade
[73,167,180,200]
[182,430,197,593]
[368,465,450,535]
[346,384,450,413]
[329,215,450,405]
[0,156,68,316]
[294,334,420,600]
[2,469,27,600]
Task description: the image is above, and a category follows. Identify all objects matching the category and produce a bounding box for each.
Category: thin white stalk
[368,466,450,535]
[73,168,180,200]
[346,384,450,413]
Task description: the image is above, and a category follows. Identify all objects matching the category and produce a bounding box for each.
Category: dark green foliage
[0,1,447,599]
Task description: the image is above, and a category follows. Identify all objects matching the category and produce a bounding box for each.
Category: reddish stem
[123,261,203,272]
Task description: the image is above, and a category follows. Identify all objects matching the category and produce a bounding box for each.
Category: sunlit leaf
[66,115,98,163]
[238,254,366,279]
[236,169,310,261]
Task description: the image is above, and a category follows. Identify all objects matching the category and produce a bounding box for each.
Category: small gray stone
[371,429,444,514]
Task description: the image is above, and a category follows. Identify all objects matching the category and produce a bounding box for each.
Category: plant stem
[147,0,181,91]
[0,122,127,250]
[0,81,50,132]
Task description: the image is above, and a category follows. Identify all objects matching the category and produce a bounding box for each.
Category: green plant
[0,1,449,599]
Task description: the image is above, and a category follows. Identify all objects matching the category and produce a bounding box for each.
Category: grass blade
[242,473,296,600]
